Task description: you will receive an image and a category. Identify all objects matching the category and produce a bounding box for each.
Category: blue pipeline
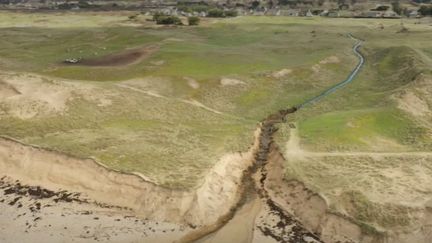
[296,34,365,109]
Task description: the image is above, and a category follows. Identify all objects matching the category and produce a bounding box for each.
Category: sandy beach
[0,176,190,243]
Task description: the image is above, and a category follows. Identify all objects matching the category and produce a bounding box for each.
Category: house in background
[409,10,420,18]
[362,11,383,18]
[383,10,400,18]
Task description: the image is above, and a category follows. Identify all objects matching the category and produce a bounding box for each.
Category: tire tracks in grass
[115,83,250,121]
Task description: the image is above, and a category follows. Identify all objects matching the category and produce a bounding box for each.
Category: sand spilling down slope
[0,73,113,119]
[0,80,20,97]
[395,74,432,133]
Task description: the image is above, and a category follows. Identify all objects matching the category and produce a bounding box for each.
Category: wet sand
[197,197,263,243]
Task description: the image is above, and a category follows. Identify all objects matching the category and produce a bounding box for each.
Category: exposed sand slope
[180,110,324,243]
[395,74,432,135]
[0,80,20,97]
[0,72,112,119]
[184,77,199,89]
[271,69,292,79]
[0,129,259,228]
[285,124,305,160]
[265,158,369,243]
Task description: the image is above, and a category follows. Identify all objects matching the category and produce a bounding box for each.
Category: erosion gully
[253,106,322,242]
[194,34,364,243]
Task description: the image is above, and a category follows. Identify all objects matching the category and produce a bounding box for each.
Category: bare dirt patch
[312,56,341,73]
[311,64,321,73]
[0,74,73,118]
[285,125,306,160]
[319,56,340,64]
[397,91,430,117]
[184,77,200,89]
[271,68,292,79]
[220,77,245,86]
[151,60,165,66]
[66,45,159,67]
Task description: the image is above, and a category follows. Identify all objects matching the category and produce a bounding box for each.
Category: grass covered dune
[0,13,358,189]
[1,12,431,192]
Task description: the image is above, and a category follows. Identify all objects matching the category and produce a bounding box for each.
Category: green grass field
[1,12,431,191]
[288,20,432,151]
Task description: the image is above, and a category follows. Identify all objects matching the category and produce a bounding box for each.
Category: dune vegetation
[1,12,431,196]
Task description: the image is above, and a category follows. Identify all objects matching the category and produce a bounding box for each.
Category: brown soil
[252,108,322,243]
[66,45,159,67]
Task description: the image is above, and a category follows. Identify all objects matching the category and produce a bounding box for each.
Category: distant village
[152,8,422,18]
[1,0,430,19]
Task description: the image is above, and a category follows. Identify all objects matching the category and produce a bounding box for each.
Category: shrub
[188,16,200,26]
[419,5,432,16]
[207,9,238,18]
[191,5,211,13]
[251,1,260,9]
[58,3,72,9]
[207,9,225,17]
[156,16,182,25]
[77,0,98,8]
[152,12,164,21]
[391,1,402,15]
[375,5,390,11]
[153,13,183,25]
[128,15,138,20]
[177,4,210,13]
[224,10,238,17]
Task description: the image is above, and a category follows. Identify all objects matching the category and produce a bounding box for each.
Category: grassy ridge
[273,18,432,235]
[0,91,256,188]
[295,41,432,151]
